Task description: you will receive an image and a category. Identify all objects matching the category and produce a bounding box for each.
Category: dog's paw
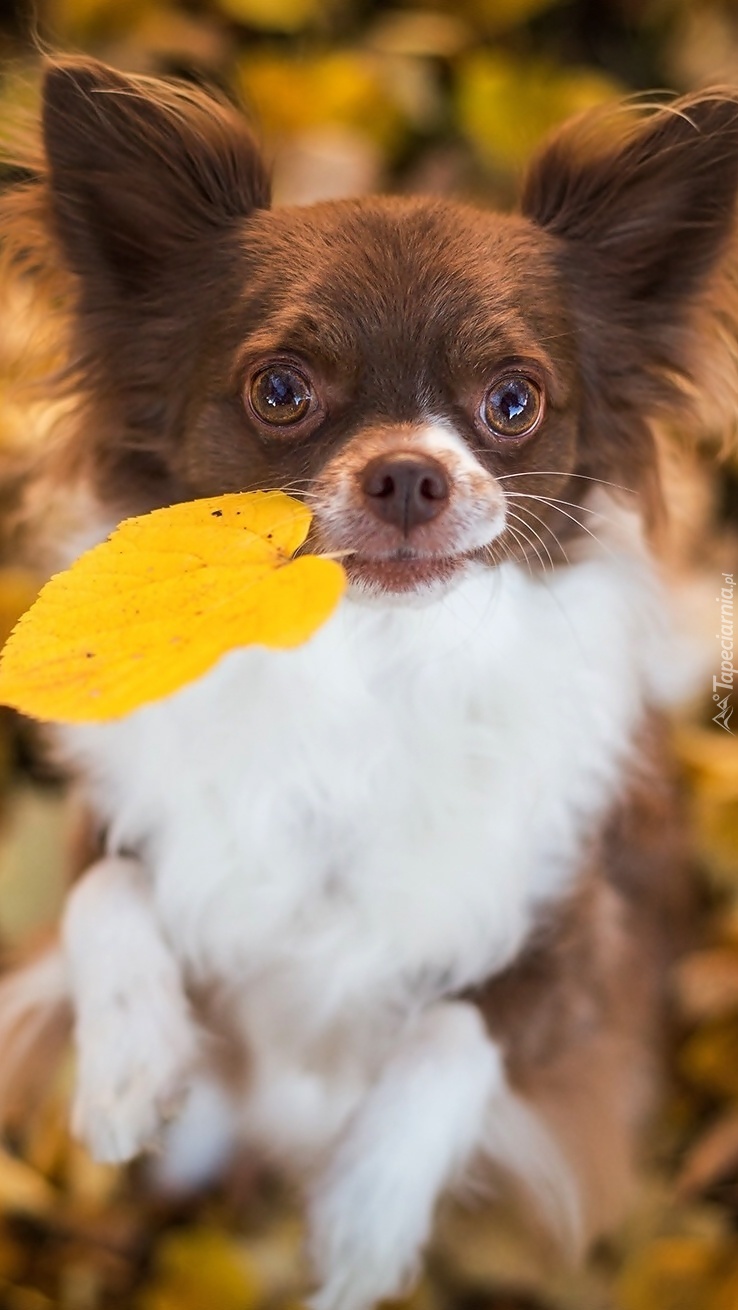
[71,993,199,1165]
[307,1163,425,1310]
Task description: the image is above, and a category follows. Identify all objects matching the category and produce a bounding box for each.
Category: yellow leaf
[368,11,470,58]
[138,1227,263,1310]
[677,1107,738,1197]
[676,946,738,1021]
[714,1260,738,1310]
[239,51,403,150]
[618,1235,727,1310]
[0,1229,24,1281]
[216,0,322,32]
[0,1147,56,1216]
[45,0,148,39]
[5,1289,53,1310]
[676,726,738,887]
[456,52,618,171]
[676,725,738,797]
[680,1015,738,1099]
[461,0,562,34]
[0,491,345,723]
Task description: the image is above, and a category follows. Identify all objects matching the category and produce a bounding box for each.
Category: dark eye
[248,364,313,426]
[483,374,543,439]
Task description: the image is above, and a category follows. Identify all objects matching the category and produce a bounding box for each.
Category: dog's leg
[149,1069,242,1195]
[307,1002,501,1310]
[62,854,199,1164]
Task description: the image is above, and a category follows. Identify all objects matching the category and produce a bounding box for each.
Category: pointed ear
[521,96,738,519]
[522,94,738,312]
[41,57,270,296]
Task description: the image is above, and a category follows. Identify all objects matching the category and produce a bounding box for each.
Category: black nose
[360,455,450,533]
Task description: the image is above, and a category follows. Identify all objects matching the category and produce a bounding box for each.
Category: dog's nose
[360,455,450,533]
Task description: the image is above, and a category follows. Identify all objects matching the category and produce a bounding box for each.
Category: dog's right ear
[41,57,271,297]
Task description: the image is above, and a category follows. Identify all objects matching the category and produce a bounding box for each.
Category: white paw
[307,1162,427,1310]
[71,991,199,1165]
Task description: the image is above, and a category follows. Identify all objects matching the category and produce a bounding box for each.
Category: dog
[0,57,734,1310]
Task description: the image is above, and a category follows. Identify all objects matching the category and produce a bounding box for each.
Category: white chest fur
[59,522,672,1034]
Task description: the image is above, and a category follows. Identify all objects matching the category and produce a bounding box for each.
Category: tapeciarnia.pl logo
[713,572,735,734]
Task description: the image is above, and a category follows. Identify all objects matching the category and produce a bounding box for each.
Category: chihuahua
[0,57,735,1310]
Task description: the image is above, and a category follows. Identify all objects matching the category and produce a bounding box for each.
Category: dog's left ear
[522,93,738,321]
[41,57,271,297]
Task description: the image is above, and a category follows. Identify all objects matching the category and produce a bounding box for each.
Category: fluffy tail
[0,941,71,1123]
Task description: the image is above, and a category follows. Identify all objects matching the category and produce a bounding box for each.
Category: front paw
[71,997,199,1165]
[307,1165,424,1310]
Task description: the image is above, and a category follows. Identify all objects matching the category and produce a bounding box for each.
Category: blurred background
[0,1,737,1308]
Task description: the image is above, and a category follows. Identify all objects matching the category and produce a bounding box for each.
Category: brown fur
[471,718,692,1239]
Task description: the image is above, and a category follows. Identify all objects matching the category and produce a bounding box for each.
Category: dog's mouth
[307,435,507,595]
[344,549,471,594]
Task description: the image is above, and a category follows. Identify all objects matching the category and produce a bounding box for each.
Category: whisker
[498,523,535,579]
[506,508,555,573]
[504,514,549,575]
[504,492,613,523]
[496,471,636,496]
[273,482,321,503]
[483,537,519,576]
[516,496,614,558]
[484,527,587,657]
[506,502,570,566]
[503,519,542,571]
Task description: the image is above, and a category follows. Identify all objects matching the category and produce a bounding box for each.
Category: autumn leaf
[0,491,345,724]
[138,1227,264,1310]
[216,0,321,33]
[456,51,618,170]
[675,726,738,888]
[239,50,403,151]
[677,1107,738,1198]
[714,1260,738,1310]
[0,1148,56,1217]
[475,0,561,31]
[680,1015,738,1099]
[618,1235,730,1310]
[676,946,738,1022]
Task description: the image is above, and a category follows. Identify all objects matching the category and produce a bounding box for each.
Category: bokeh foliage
[3,0,738,201]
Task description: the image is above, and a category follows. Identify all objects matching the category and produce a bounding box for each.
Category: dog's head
[30,60,738,592]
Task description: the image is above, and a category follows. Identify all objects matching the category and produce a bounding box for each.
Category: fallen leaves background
[0,0,737,1306]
